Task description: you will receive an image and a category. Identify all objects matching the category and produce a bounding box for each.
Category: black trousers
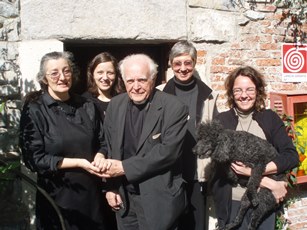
[116,192,180,230]
[178,181,207,230]
[212,178,276,230]
[229,200,275,230]
[115,192,149,230]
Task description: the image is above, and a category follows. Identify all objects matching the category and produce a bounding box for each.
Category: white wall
[18,40,63,95]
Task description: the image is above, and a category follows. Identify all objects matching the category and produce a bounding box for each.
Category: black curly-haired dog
[193,120,286,230]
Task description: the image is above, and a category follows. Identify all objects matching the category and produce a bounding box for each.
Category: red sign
[282,43,307,82]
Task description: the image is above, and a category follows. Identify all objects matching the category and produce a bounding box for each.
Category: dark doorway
[64,42,174,94]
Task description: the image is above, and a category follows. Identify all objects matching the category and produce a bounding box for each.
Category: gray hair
[119,54,158,81]
[169,41,197,64]
[37,51,79,91]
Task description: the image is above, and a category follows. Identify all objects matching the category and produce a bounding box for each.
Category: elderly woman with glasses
[19,51,110,230]
[211,66,299,230]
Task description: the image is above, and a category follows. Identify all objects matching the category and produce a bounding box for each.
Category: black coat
[19,93,105,228]
[103,90,189,230]
[163,77,219,181]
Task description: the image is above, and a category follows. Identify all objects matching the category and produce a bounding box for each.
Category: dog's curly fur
[193,120,285,230]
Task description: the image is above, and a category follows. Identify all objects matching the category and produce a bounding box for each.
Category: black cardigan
[211,108,299,227]
[215,108,299,174]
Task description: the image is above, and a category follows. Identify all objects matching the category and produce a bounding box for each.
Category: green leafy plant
[0,161,20,179]
[275,113,305,230]
[281,114,306,175]
[275,197,299,230]
[0,101,21,180]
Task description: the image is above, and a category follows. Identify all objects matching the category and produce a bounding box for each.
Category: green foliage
[281,113,305,154]
[275,212,290,230]
[0,101,5,126]
[275,196,299,230]
[0,101,21,180]
[0,161,20,180]
[275,113,306,229]
[0,100,11,128]
[280,114,301,184]
[275,213,289,230]
[0,102,4,112]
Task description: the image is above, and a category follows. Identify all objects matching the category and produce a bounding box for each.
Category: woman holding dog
[212,66,299,229]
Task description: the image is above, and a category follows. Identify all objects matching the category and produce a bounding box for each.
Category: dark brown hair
[225,66,267,111]
[87,52,125,97]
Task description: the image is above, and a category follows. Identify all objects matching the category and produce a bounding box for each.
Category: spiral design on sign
[284,47,304,73]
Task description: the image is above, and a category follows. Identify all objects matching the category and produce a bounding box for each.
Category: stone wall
[0,0,306,229]
[0,0,20,154]
[18,0,307,100]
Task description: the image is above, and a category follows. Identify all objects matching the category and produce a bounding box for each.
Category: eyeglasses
[46,69,72,81]
[233,87,256,96]
[172,60,194,70]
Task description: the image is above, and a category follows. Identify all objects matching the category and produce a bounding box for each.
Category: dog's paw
[224,223,235,230]
[216,226,226,230]
[251,198,259,207]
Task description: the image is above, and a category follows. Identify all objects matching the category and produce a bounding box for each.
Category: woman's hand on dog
[231,162,251,176]
[260,177,288,203]
[232,162,287,204]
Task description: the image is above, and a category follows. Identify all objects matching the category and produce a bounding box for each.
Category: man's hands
[98,159,125,178]
[91,153,112,172]
[90,154,125,178]
[106,191,124,211]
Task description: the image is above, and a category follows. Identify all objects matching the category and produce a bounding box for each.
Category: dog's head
[193,120,223,159]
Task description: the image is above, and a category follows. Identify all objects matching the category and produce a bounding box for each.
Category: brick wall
[2,0,306,229]
[194,5,307,112]
[193,4,307,229]
[286,184,307,229]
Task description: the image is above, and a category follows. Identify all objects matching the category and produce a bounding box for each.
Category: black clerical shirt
[123,100,148,194]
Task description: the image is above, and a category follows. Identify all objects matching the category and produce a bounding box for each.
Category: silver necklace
[238,117,253,132]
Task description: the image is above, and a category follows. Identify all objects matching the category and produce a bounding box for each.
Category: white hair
[119,53,158,81]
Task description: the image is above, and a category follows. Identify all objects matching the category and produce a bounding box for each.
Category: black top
[19,92,106,227]
[163,76,214,181]
[211,108,299,227]
[173,78,198,180]
[216,108,299,174]
[122,100,148,194]
[82,91,109,121]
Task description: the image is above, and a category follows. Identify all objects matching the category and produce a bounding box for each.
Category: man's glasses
[233,87,256,96]
[172,60,194,70]
[46,69,72,81]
